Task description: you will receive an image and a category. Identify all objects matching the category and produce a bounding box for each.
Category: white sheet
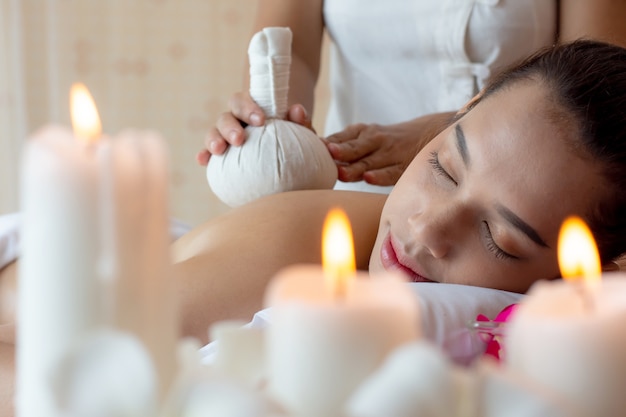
[201,283,523,365]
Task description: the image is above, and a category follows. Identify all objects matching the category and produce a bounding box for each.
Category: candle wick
[576,281,596,312]
[330,273,347,300]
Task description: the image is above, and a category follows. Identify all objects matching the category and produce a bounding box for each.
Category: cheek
[388,155,431,209]
[472,259,560,293]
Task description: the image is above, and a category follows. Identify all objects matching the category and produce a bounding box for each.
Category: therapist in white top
[199,0,626,193]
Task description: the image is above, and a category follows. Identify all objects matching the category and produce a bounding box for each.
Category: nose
[407,201,469,259]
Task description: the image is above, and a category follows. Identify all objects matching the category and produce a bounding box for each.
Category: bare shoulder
[173,190,387,268]
[248,189,387,221]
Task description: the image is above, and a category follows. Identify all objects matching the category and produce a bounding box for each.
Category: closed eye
[428,151,458,185]
[481,221,518,261]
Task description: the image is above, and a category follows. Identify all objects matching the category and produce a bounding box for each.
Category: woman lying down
[2,39,626,415]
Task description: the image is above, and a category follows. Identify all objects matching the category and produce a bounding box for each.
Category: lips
[380,234,436,283]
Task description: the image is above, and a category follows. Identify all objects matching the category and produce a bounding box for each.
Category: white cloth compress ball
[207,27,337,208]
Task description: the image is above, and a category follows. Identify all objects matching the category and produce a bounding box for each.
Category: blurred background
[0,0,330,226]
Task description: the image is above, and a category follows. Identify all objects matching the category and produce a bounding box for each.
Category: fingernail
[209,140,220,153]
[327,142,340,157]
[250,112,263,125]
[228,131,239,144]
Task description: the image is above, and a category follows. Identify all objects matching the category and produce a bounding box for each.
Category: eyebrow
[455,124,470,166]
[455,122,548,249]
[495,204,549,248]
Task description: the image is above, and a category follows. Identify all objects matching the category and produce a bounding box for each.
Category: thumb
[287,104,315,133]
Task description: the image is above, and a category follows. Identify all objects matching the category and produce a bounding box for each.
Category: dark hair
[468,40,626,264]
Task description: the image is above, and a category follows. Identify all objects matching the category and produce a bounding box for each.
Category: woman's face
[369,81,607,293]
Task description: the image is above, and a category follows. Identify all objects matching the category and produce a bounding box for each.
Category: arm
[559,0,626,47]
[171,190,386,343]
[199,0,325,164]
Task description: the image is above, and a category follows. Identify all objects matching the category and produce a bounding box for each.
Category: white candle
[209,320,266,387]
[264,209,420,417]
[347,341,467,417]
[505,217,626,417]
[98,129,178,400]
[348,342,574,417]
[18,89,103,417]
[17,84,177,416]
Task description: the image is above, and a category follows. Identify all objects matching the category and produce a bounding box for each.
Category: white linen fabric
[324,0,557,193]
[200,283,523,365]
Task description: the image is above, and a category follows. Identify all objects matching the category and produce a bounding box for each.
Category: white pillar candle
[51,329,158,417]
[209,320,266,387]
[505,275,626,417]
[18,124,102,417]
[264,209,421,417]
[98,130,178,400]
[17,84,177,416]
[505,217,626,417]
[346,341,468,417]
[266,210,421,417]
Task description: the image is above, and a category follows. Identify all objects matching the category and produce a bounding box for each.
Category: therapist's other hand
[197,92,313,166]
[325,112,455,186]
[324,121,422,186]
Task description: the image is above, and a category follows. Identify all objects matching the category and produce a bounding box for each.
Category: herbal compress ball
[207,27,337,208]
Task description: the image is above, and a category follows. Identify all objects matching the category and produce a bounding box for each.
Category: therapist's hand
[324,121,422,186]
[197,91,313,166]
[324,112,455,186]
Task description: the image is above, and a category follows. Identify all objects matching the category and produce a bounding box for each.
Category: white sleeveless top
[323,0,557,193]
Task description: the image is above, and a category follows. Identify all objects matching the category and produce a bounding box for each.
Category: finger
[229,92,265,127]
[205,127,231,153]
[196,149,210,166]
[325,126,380,162]
[363,164,405,186]
[337,164,364,183]
[287,104,315,132]
[325,124,369,144]
[336,158,375,182]
[215,112,247,146]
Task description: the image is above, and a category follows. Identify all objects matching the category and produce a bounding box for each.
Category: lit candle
[264,208,421,417]
[18,83,104,417]
[505,216,626,417]
[17,83,177,417]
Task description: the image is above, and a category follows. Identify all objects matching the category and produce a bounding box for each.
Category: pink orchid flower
[475,304,518,362]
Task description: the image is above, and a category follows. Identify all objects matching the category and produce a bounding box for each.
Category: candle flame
[557,216,601,283]
[70,83,102,143]
[322,208,356,297]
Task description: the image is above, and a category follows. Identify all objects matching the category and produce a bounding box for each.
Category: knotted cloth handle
[248,27,292,119]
